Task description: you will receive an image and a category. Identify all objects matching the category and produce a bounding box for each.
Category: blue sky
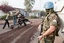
[0,0,59,10]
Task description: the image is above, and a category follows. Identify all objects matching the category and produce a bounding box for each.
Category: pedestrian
[17,13,23,26]
[13,10,20,25]
[23,18,32,23]
[38,2,60,43]
[17,12,27,26]
[3,12,10,29]
[22,15,32,25]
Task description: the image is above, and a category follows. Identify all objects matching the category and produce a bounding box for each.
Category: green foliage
[8,16,13,20]
[24,0,35,12]
[0,15,13,20]
[40,11,46,16]
[30,16,38,18]
[0,15,7,20]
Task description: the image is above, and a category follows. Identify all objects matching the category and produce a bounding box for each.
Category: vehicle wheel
[10,25,14,29]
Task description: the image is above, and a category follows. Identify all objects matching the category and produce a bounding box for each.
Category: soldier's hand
[38,35,43,41]
[41,32,43,35]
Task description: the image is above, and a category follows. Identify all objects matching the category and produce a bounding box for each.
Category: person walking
[3,12,10,29]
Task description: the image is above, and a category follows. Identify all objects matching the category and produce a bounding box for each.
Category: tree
[0,5,15,13]
[0,1,15,13]
[40,11,46,16]
[24,0,35,12]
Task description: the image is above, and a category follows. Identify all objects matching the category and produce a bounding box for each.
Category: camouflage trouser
[42,38,54,43]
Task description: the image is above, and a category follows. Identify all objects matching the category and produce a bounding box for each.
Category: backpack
[55,12,61,36]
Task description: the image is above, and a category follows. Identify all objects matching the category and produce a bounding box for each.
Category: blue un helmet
[44,2,54,9]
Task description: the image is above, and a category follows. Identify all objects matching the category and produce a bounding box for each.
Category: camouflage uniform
[42,13,58,43]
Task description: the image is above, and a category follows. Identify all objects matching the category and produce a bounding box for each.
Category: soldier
[38,2,60,43]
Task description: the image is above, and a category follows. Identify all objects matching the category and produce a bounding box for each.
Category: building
[29,10,41,17]
[0,10,6,16]
[17,8,27,16]
[55,0,64,38]
[9,8,28,17]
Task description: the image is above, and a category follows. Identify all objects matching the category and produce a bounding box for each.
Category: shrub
[30,16,38,18]
[0,15,13,20]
